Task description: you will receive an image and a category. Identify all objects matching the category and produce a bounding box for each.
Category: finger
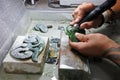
[80,21,95,29]
[72,3,95,26]
[72,3,91,20]
[75,33,88,42]
[79,2,95,12]
[70,17,82,26]
[69,40,87,51]
[72,9,84,21]
[70,20,75,26]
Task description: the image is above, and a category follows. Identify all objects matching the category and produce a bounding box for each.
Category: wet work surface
[0,16,69,80]
[1,11,120,80]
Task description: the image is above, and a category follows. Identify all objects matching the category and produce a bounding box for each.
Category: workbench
[0,0,120,80]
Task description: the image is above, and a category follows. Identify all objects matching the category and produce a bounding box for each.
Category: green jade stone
[66,26,85,42]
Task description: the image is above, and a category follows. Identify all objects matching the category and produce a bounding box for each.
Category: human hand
[69,33,119,57]
[70,2,103,29]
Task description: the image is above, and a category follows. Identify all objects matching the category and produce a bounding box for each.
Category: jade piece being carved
[65,26,85,42]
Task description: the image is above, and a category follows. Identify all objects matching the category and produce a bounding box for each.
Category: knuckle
[88,3,94,7]
[78,5,84,11]
[88,33,96,37]
[95,33,105,38]
[96,33,103,36]
[88,21,95,27]
[82,2,88,5]
[73,10,78,16]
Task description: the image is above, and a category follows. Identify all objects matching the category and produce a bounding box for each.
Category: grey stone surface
[0,0,26,65]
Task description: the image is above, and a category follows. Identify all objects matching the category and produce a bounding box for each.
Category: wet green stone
[65,26,85,42]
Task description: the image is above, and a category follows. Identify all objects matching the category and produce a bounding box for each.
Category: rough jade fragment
[34,24,48,33]
[10,34,45,62]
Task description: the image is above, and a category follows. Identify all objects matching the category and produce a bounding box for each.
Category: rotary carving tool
[66,0,116,42]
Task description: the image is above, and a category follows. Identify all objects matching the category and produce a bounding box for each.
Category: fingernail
[75,32,79,36]
[75,18,79,22]
[70,22,74,25]
[75,18,81,22]
[80,24,84,29]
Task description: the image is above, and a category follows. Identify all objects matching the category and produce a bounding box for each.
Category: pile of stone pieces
[10,34,45,62]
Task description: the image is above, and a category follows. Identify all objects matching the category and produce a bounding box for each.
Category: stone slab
[3,36,49,74]
[59,30,91,80]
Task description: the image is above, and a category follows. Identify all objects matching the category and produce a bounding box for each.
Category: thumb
[75,33,88,42]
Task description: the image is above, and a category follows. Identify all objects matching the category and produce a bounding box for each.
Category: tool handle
[76,0,116,28]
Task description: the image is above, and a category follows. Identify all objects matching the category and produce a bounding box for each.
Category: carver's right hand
[70,2,103,29]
